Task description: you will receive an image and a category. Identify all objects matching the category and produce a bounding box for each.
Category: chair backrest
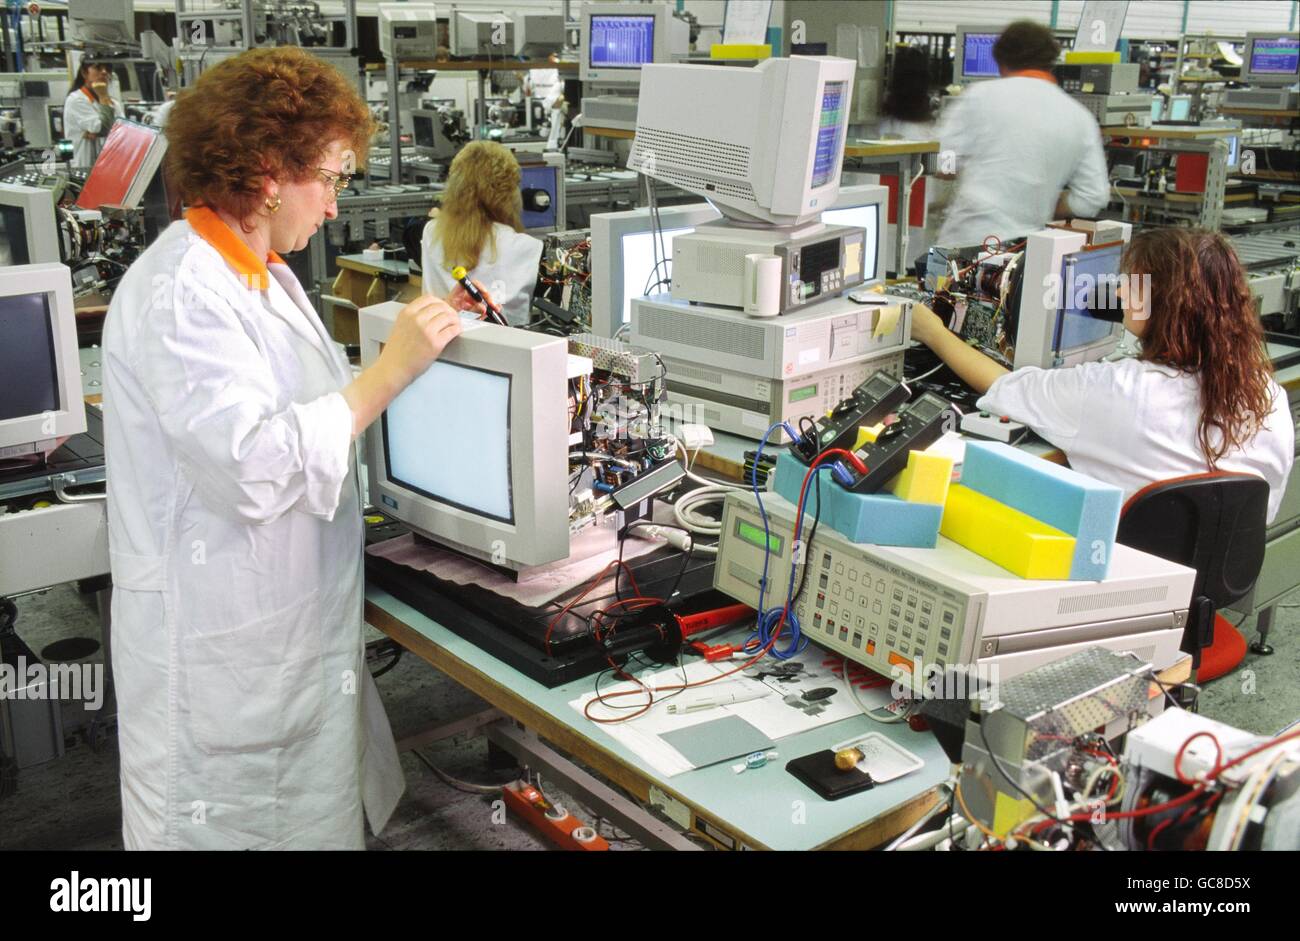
[1116,472,1269,609]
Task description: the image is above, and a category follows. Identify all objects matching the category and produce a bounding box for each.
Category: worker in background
[909,227,1294,520]
[63,56,125,170]
[877,45,948,273]
[422,140,543,326]
[878,46,937,140]
[102,47,494,850]
[934,21,1109,248]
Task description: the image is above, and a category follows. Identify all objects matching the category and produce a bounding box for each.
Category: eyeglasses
[315,167,352,199]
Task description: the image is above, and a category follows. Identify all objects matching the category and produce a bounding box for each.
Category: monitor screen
[1249,37,1300,75]
[0,291,60,420]
[962,33,1000,78]
[810,80,848,189]
[589,14,656,69]
[822,203,881,281]
[382,359,514,523]
[1055,244,1123,354]
[1168,96,1191,120]
[619,225,694,324]
[0,204,30,267]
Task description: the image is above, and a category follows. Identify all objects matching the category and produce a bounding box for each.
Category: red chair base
[1198,613,1249,682]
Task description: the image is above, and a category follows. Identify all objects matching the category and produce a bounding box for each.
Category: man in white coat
[102,48,486,850]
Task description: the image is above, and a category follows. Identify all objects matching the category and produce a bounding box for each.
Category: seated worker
[910,227,1296,522]
[422,141,543,326]
[934,21,1109,248]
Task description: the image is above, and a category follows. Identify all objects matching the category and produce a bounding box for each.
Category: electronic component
[960,411,1028,443]
[712,489,1194,691]
[789,369,910,458]
[566,333,659,385]
[670,223,867,313]
[957,647,1154,837]
[1054,62,1139,95]
[836,392,955,494]
[1072,93,1154,127]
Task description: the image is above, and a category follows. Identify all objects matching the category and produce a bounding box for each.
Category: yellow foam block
[941,485,1076,579]
[710,43,772,59]
[854,422,886,450]
[888,451,954,506]
[1064,50,1121,64]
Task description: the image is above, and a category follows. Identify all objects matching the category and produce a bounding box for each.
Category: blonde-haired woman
[422,140,543,326]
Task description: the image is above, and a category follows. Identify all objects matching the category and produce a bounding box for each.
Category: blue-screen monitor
[957,29,1000,80]
[589,14,656,68]
[1244,34,1300,85]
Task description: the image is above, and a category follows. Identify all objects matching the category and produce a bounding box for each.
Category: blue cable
[746,421,816,660]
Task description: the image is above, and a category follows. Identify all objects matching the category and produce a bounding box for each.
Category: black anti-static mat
[0,404,104,495]
[364,516,719,688]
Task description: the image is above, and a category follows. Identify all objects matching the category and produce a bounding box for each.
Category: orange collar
[80,86,96,103]
[184,206,286,290]
[1007,69,1058,85]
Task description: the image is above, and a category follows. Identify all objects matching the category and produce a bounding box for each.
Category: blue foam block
[959,441,1123,579]
[770,452,942,547]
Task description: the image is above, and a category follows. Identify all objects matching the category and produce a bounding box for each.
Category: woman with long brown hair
[910,227,1294,520]
[421,140,543,325]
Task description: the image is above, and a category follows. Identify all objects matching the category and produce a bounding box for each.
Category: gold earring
[265,194,282,213]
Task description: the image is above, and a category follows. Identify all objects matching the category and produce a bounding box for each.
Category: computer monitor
[360,304,571,571]
[823,183,887,287]
[0,263,86,460]
[0,182,61,265]
[589,202,721,337]
[1242,32,1300,87]
[1168,94,1192,120]
[954,26,1001,83]
[1014,228,1126,370]
[629,55,856,226]
[579,3,691,85]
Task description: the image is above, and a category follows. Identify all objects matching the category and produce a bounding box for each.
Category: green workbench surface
[365,585,951,850]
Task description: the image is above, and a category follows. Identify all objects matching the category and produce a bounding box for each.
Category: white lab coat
[979,357,1296,522]
[935,77,1110,247]
[63,86,125,170]
[102,209,405,849]
[422,219,542,326]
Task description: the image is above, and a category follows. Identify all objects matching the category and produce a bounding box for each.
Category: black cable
[789,471,824,608]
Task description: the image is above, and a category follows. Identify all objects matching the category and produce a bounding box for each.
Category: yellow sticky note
[844,241,862,279]
[873,304,901,338]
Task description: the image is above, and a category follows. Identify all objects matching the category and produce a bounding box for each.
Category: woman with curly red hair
[910,227,1294,520]
[102,48,492,850]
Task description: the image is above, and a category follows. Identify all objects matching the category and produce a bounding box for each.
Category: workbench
[363,585,951,850]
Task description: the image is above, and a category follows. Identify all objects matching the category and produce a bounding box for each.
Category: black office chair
[1115,473,1269,697]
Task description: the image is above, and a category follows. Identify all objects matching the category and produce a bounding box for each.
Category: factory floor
[2,582,1298,851]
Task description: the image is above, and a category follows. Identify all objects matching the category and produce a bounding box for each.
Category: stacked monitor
[1242,32,1300,86]
[579,3,687,85]
[0,183,61,266]
[589,202,722,337]
[628,56,856,226]
[0,263,86,461]
[954,26,1001,82]
[360,303,572,571]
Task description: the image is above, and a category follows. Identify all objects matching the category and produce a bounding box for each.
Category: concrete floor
[2,581,1298,850]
